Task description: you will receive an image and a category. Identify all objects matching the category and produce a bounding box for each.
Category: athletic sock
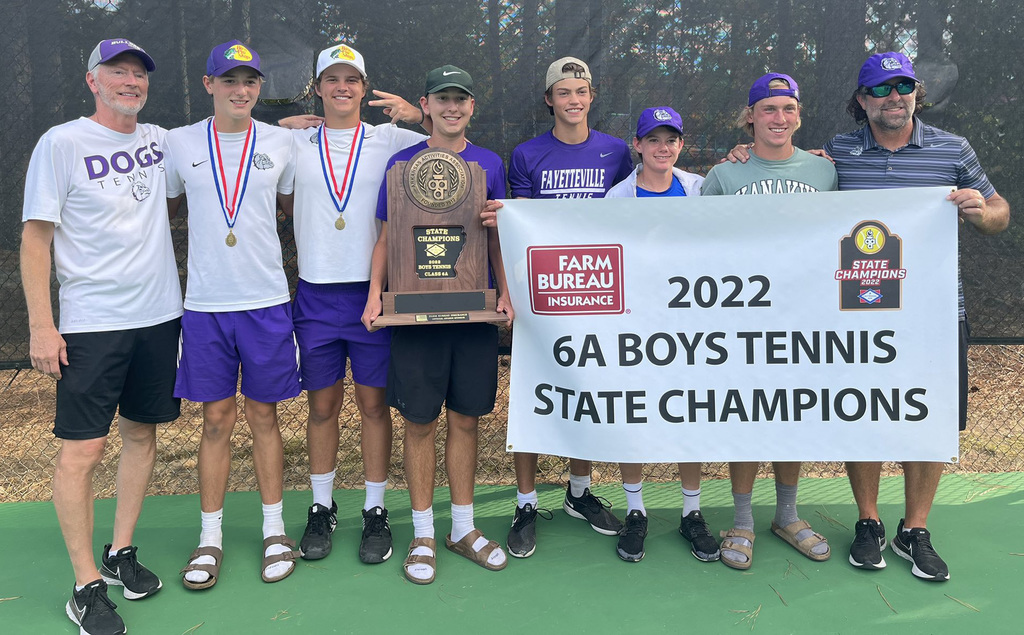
[623,481,646,515]
[682,486,702,516]
[517,489,539,509]
[310,471,335,509]
[184,508,223,585]
[450,503,474,544]
[722,492,754,566]
[569,474,591,498]
[407,507,435,582]
[262,500,293,580]
[364,479,387,511]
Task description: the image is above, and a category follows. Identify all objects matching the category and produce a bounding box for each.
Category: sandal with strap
[181,546,223,590]
[445,529,507,571]
[771,519,831,562]
[404,537,437,585]
[720,528,756,571]
[261,535,301,583]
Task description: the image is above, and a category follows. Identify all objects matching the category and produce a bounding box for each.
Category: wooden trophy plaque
[372,147,509,328]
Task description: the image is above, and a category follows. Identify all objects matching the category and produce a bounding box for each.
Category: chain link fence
[2,0,1022,502]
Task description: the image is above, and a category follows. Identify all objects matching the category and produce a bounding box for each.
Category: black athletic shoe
[849,518,887,569]
[679,510,721,562]
[890,519,949,581]
[563,486,624,536]
[100,544,162,600]
[66,579,125,635]
[506,503,553,558]
[300,500,338,560]
[616,510,648,562]
[359,506,393,564]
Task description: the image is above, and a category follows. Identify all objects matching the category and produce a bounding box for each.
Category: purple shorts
[292,279,390,391]
[175,303,301,403]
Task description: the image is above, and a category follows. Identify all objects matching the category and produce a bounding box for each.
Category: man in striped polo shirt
[824,52,1009,582]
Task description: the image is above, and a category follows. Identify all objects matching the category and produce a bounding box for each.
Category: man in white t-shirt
[21,38,182,635]
[287,43,427,564]
[164,40,300,589]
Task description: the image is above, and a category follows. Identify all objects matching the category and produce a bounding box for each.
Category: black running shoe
[849,518,887,569]
[100,544,162,600]
[679,510,721,562]
[616,510,648,562]
[359,506,393,564]
[300,500,338,560]
[506,503,553,558]
[65,579,125,635]
[890,519,949,581]
[563,486,624,535]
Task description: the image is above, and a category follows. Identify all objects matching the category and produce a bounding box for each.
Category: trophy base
[371,289,510,330]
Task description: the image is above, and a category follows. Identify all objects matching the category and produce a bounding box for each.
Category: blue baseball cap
[206,40,264,77]
[636,107,684,138]
[858,52,917,87]
[748,72,799,106]
[88,39,155,72]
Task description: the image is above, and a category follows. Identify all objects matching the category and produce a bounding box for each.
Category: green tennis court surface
[2,473,1021,634]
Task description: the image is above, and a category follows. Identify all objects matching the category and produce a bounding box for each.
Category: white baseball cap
[316,44,366,79]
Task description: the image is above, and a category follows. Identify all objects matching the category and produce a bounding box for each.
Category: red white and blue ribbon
[207,118,256,231]
[318,122,365,213]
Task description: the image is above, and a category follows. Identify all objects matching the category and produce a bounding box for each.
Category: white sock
[310,471,335,509]
[682,486,701,516]
[450,503,474,543]
[569,474,591,498]
[517,489,539,509]
[364,479,387,511]
[407,507,435,582]
[623,481,645,515]
[412,507,434,540]
[184,508,223,584]
[262,500,292,580]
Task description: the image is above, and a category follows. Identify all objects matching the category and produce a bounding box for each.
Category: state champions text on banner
[498,187,959,463]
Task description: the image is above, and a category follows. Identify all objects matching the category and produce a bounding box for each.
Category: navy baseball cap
[636,107,684,138]
[748,72,799,106]
[87,39,155,72]
[206,40,264,77]
[858,52,917,87]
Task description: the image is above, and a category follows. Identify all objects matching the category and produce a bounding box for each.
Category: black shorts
[959,319,968,431]
[54,318,182,440]
[387,323,498,424]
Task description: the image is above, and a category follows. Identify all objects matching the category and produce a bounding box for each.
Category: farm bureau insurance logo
[528,245,624,315]
[834,220,906,310]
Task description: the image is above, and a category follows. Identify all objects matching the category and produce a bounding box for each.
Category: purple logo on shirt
[84,142,164,180]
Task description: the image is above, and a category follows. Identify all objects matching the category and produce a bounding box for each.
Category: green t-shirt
[701,147,838,195]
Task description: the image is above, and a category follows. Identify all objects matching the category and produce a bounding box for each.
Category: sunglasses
[865,81,916,98]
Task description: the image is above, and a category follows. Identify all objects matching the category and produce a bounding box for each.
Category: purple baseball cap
[748,72,799,106]
[636,107,684,138]
[858,52,917,87]
[87,39,155,72]
[206,40,264,77]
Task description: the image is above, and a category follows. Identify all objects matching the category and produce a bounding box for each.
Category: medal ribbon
[207,118,256,230]
[318,122,365,212]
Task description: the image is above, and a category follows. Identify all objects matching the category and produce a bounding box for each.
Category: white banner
[498,187,959,463]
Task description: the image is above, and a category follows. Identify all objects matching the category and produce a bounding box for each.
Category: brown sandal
[445,530,507,571]
[403,537,437,585]
[771,520,831,561]
[181,546,223,590]
[261,535,301,583]
[720,528,756,571]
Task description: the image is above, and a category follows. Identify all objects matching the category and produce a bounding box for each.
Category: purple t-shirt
[375,141,507,221]
[508,129,633,198]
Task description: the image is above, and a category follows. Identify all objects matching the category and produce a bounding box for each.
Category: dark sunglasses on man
[865,80,916,98]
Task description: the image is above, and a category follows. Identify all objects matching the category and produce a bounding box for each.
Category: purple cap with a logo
[206,40,264,77]
[87,39,155,72]
[748,72,799,106]
[635,107,684,138]
[858,52,917,87]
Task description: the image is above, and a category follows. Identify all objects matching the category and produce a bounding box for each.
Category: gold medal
[226,230,237,247]
[335,215,346,230]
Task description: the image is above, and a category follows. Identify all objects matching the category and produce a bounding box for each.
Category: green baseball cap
[425,65,474,96]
